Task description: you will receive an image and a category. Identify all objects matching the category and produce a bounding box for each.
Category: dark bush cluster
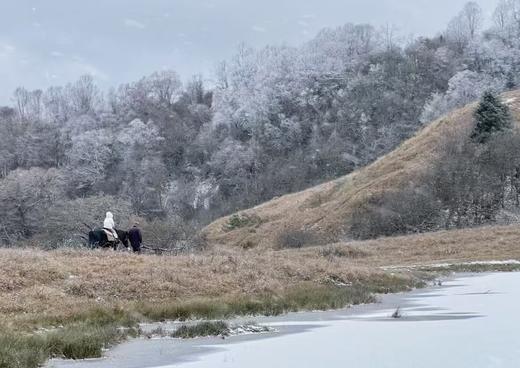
[275,229,326,249]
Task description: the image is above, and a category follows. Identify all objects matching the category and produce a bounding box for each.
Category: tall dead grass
[2,221,520,324]
[1,221,520,367]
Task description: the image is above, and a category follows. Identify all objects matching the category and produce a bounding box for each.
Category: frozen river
[50,272,520,368]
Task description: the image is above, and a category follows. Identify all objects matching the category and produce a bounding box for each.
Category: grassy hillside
[202,90,520,249]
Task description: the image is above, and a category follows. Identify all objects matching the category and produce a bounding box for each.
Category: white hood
[104,211,115,229]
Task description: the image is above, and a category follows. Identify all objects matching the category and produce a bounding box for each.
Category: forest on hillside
[2,1,520,248]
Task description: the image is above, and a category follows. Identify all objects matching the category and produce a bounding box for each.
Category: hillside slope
[202,90,520,249]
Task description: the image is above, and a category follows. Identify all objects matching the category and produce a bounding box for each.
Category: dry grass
[1,220,520,366]
[0,247,398,326]
[302,224,520,267]
[2,221,520,327]
[0,245,397,367]
[202,91,520,249]
[0,242,421,367]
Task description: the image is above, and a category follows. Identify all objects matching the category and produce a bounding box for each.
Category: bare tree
[13,87,30,121]
[462,2,483,40]
[147,71,182,107]
[492,0,520,39]
[493,0,510,33]
[67,75,101,115]
[43,86,72,123]
[446,2,483,52]
[214,61,229,90]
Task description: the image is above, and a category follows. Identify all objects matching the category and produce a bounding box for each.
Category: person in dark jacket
[128,222,143,254]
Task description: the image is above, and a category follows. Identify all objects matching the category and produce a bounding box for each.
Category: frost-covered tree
[117,70,182,119]
[13,87,44,122]
[66,75,102,115]
[6,3,520,244]
[0,168,63,242]
[421,71,504,123]
[446,2,483,52]
[491,0,520,40]
[462,2,483,40]
[43,86,72,123]
[65,130,114,195]
[118,119,168,215]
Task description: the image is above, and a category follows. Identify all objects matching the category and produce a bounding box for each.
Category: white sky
[0,0,500,104]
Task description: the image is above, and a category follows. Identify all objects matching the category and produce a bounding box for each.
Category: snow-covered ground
[49,272,520,368]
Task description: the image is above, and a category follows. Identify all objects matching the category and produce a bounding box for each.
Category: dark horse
[88,228,130,250]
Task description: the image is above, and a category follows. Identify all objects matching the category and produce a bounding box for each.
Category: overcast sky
[0,0,500,104]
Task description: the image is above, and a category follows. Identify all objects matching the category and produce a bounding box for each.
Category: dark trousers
[130,242,141,253]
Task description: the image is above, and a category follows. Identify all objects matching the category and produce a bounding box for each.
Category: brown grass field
[2,225,520,367]
[202,90,520,249]
[2,223,520,328]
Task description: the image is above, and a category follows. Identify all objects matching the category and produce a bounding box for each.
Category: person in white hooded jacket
[103,211,118,240]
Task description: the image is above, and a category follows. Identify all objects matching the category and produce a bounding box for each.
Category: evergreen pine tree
[471,91,512,144]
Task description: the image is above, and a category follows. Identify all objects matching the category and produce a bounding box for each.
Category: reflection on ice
[361,313,483,322]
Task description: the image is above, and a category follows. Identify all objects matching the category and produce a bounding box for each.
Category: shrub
[43,323,125,359]
[433,131,520,228]
[350,185,441,240]
[172,321,229,339]
[224,213,259,231]
[319,246,370,260]
[0,333,46,368]
[275,229,323,249]
[137,217,183,250]
[0,322,133,368]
